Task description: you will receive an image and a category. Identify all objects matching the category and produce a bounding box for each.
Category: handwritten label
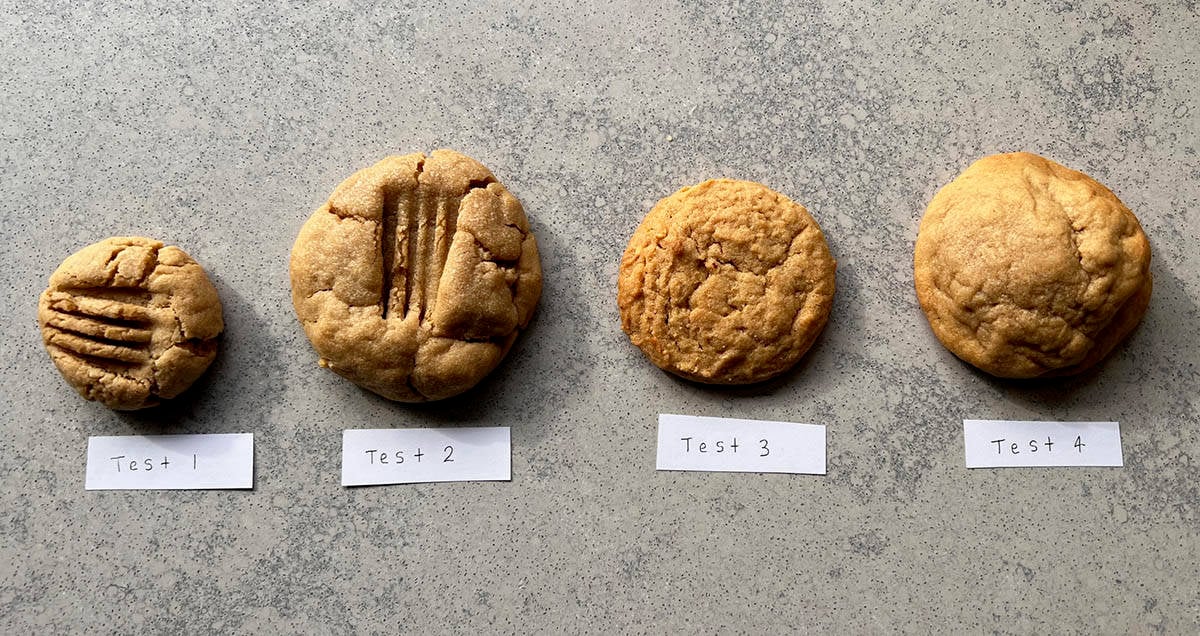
[963,420,1123,468]
[655,414,826,475]
[341,427,511,486]
[85,434,254,490]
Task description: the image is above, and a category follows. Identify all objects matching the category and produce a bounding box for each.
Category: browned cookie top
[914,152,1152,378]
[289,150,542,402]
[618,179,836,384]
[38,237,224,410]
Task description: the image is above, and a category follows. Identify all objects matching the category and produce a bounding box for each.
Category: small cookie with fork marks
[38,237,224,410]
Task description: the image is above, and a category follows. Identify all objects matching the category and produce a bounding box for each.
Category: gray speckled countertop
[2,1,1198,633]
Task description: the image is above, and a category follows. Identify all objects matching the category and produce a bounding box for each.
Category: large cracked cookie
[38,237,224,410]
[290,150,542,402]
[618,179,836,384]
[914,152,1152,378]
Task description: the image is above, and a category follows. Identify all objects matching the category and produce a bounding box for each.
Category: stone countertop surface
[2,1,1197,633]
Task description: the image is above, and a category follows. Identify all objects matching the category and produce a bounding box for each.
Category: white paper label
[341,427,511,486]
[963,420,1123,468]
[655,414,826,475]
[85,433,254,490]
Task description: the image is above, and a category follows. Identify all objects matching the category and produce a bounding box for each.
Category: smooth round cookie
[38,237,224,410]
[914,152,1152,378]
[618,179,836,384]
[290,149,542,402]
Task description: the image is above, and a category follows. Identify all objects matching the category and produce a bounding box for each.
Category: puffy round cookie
[38,237,224,410]
[290,150,542,402]
[914,152,1152,378]
[618,179,837,384]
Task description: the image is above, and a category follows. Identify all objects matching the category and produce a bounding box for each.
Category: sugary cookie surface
[38,236,224,410]
[914,152,1152,378]
[289,149,542,401]
[618,179,836,384]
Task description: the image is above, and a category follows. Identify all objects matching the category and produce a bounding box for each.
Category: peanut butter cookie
[38,237,224,410]
[290,150,542,402]
[618,179,836,384]
[914,152,1152,378]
